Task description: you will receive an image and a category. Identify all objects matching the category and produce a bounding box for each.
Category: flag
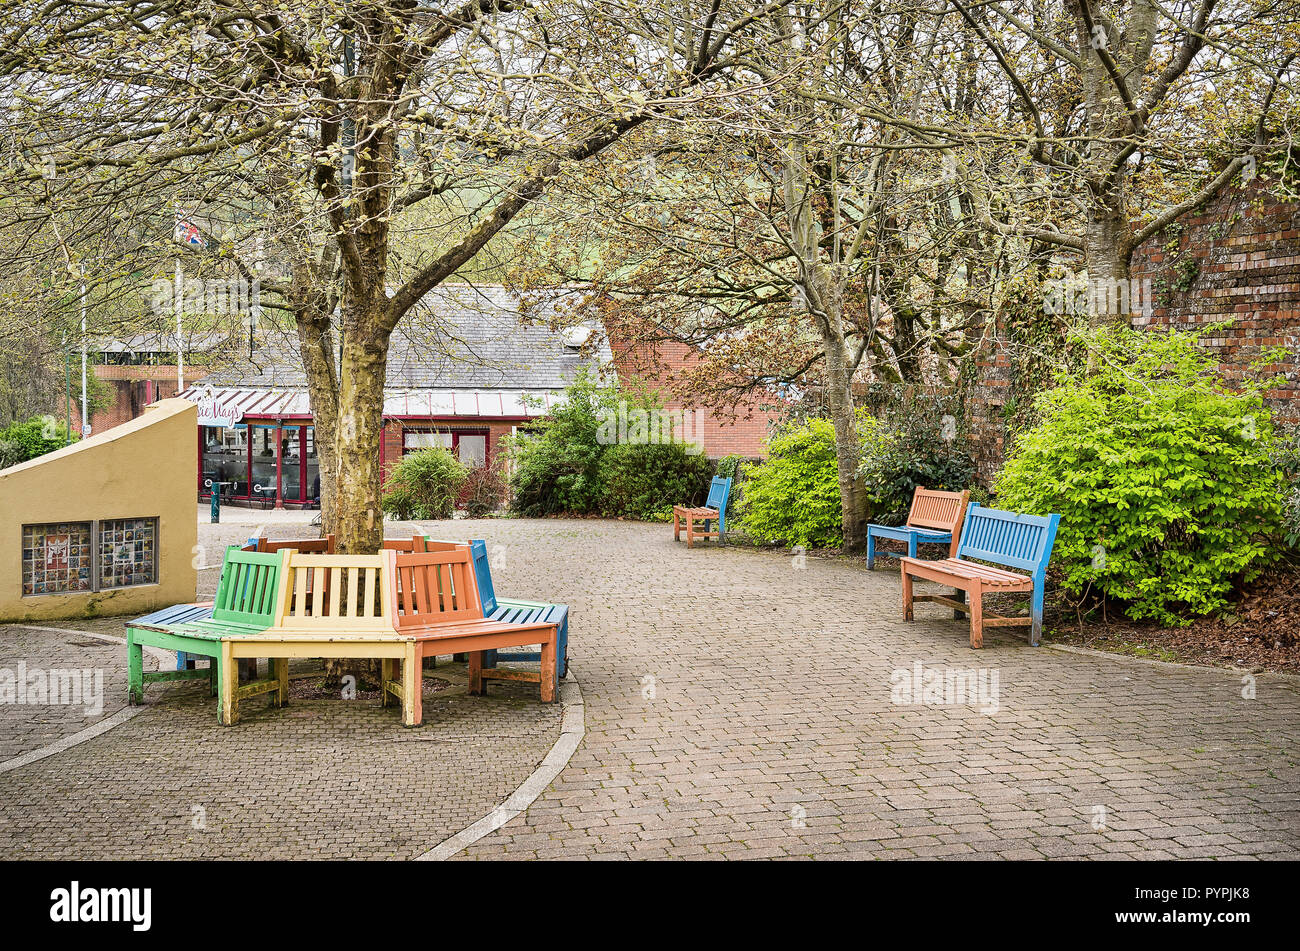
[173,215,208,250]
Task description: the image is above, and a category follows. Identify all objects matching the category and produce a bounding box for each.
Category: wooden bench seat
[867,487,968,569]
[673,476,732,548]
[900,503,1060,648]
[385,549,559,726]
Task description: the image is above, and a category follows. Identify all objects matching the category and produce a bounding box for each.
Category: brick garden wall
[963,179,1300,485]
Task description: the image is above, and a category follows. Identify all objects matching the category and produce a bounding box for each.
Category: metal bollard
[205,479,231,523]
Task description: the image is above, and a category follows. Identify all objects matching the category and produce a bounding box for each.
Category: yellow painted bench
[218,550,417,725]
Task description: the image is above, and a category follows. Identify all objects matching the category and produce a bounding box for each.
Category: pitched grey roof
[198,284,610,391]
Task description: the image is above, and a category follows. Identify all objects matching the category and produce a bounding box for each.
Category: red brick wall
[608,338,783,459]
[963,180,1300,483]
[74,366,209,435]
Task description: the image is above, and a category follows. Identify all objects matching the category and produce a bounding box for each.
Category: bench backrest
[270,550,395,631]
[906,487,970,533]
[212,546,289,626]
[245,534,336,554]
[390,548,485,629]
[384,536,468,555]
[955,503,1060,578]
[705,476,732,515]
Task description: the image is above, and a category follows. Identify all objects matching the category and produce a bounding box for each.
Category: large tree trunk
[817,289,869,552]
[1084,177,1133,324]
[295,310,340,530]
[331,329,389,554]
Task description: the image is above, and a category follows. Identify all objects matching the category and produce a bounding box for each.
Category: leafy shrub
[859,400,977,525]
[381,448,469,520]
[995,327,1283,625]
[507,368,615,516]
[600,440,713,519]
[508,369,710,520]
[1271,424,1300,549]
[463,462,508,518]
[0,416,75,468]
[714,453,744,482]
[739,417,857,547]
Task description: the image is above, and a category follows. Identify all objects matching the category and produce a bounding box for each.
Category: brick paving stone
[3,517,1299,860]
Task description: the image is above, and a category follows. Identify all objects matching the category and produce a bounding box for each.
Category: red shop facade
[182,386,559,508]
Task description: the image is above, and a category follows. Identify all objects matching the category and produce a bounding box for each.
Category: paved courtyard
[2,516,1298,859]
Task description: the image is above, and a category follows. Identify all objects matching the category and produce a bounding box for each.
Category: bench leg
[968,588,983,649]
[687,518,695,548]
[866,532,875,570]
[1031,585,1045,646]
[127,634,143,705]
[908,535,918,559]
[468,650,484,696]
[380,659,396,708]
[673,510,681,541]
[540,638,556,704]
[275,657,289,707]
[402,642,421,727]
[220,641,237,725]
[901,567,914,621]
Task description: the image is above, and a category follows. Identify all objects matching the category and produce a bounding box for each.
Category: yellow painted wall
[0,398,197,621]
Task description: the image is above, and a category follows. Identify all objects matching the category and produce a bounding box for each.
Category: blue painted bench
[467,539,569,683]
[866,487,969,569]
[900,503,1060,647]
[673,475,732,547]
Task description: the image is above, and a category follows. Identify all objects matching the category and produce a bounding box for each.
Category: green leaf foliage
[381,447,469,520]
[994,326,1283,625]
[738,416,853,548]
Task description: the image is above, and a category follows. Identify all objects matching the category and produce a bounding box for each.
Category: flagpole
[175,258,184,391]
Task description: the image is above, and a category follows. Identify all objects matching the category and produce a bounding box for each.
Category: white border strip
[0,625,175,774]
[416,675,585,861]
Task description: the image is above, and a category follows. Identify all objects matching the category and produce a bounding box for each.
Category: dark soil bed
[1043,568,1300,674]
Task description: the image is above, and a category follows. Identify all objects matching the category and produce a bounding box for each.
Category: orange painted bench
[385,549,560,726]
[673,476,732,548]
[866,487,969,569]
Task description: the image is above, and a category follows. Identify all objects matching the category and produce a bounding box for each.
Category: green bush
[507,368,615,516]
[0,416,75,468]
[1271,424,1300,550]
[738,417,861,547]
[600,441,713,519]
[463,462,507,518]
[994,327,1283,625]
[859,400,977,525]
[381,448,469,520]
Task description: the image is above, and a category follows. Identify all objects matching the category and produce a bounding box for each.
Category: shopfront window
[250,425,278,503]
[304,427,320,503]
[279,426,303,502]
[202,425,248,497]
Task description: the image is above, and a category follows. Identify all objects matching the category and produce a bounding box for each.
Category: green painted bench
[126,546,287,705]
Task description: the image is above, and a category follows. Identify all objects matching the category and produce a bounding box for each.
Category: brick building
[607,338,785,459]
[176,286,608,507]
[962,178,1300,482]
